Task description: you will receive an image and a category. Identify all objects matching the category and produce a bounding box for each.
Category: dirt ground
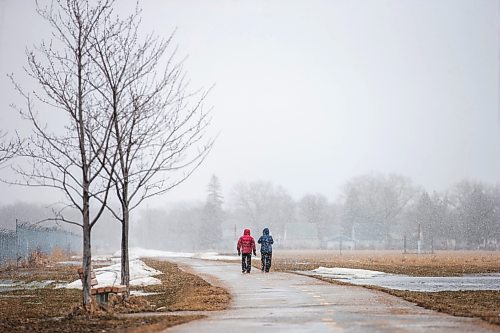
[0,259,230,333]
[269,250,500,325]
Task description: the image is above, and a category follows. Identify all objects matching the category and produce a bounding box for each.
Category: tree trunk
[121,209,129,287]
[82,200,92,308]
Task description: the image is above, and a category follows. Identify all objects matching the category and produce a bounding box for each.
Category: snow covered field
[306,267,500,292]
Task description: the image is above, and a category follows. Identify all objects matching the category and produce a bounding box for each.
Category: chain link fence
[0,221,81,264]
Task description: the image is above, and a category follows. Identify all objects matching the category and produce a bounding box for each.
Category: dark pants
[261,252,272,272]
[241,253,252,273]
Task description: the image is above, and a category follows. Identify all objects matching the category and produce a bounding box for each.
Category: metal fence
[0,221,81,264]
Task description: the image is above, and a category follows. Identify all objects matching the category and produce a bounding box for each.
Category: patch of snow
[305,267,500,292]
[117,247,195,259]
[65,259,162,289]
[311,267,389,279]
[0,280,56,292]
[25,281,55,288]
[92,255,115,262]
[130,276,161,286]
[57,261,82,266]
[54,283,68,289]
[193,253,242,261]
[122,247,251,261]
[130,290,161,297]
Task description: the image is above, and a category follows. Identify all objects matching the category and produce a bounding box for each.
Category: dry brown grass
[141,259,231,311]
[49,248,74,263]
[0,262,78,282]
[270,250,500,276]
[379,289,500,325]
[0,258,230,332]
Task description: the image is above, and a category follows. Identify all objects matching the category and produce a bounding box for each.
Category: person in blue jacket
[257,227,274,272]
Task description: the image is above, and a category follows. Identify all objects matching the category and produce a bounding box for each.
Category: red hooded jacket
[237,229,256,254]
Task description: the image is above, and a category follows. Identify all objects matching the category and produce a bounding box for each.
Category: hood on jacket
[243,228,251,235]
[263,228,269,235]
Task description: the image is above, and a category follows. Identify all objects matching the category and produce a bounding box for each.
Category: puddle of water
[304,268,500,292]
[344,274,500,292]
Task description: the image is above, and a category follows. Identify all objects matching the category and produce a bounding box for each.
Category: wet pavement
[161,258,499,333]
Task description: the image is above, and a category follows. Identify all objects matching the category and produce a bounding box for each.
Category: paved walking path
[162,258,499,333]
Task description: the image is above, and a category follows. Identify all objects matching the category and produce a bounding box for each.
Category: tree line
[145,174,499,252]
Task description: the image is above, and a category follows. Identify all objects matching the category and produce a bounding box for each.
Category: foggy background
[0,0,498,253]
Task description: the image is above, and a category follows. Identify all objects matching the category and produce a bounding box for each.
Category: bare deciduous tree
[0,131,18,165]
[230,181,294,244]
[341,173,416,247]
[90,6,213,287]
[298,193,331,247]
[10,0,116,308]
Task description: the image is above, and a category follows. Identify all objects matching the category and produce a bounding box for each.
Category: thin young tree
[90,7,213,287]
[10,0,117,308]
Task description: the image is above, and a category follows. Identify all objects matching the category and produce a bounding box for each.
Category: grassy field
[270,249,500,276]
[0,259,230,333]
[269,250,500,325]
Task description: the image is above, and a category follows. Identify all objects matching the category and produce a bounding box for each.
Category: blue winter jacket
[258,228,274,254]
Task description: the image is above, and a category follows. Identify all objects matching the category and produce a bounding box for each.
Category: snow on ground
[121,247,243,261]
[63,248,243,289]
[0,248,249,294]
[311,267,389,279]
[57,261,82,266]
[122,247,197,259]
[0,280,56,292]
[193,252,244,261]
[67,248,243,266]
[130,290,161,297]
[306,267,500,292]
[65,259,162,289]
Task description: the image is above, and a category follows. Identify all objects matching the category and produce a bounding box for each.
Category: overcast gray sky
[0,0,499,206]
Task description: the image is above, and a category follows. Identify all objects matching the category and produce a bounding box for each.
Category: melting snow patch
[312,267,389,279]
[118,247,195,259]
[121,247,245,261]
[193,253,242,261]
[65,259,161,289]
[57,261,81,266]
[130,290,161,297]
[0,280,56,292]
[306,268,500,292]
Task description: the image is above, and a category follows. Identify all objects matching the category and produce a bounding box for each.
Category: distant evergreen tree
[198,175,224,249]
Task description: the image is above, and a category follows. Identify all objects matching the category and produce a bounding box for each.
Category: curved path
[162,258,498,333]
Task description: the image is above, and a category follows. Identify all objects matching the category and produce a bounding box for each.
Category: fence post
[15,219,19,267]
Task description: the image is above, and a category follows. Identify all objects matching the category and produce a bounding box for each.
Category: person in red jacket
[237,228,256,273]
